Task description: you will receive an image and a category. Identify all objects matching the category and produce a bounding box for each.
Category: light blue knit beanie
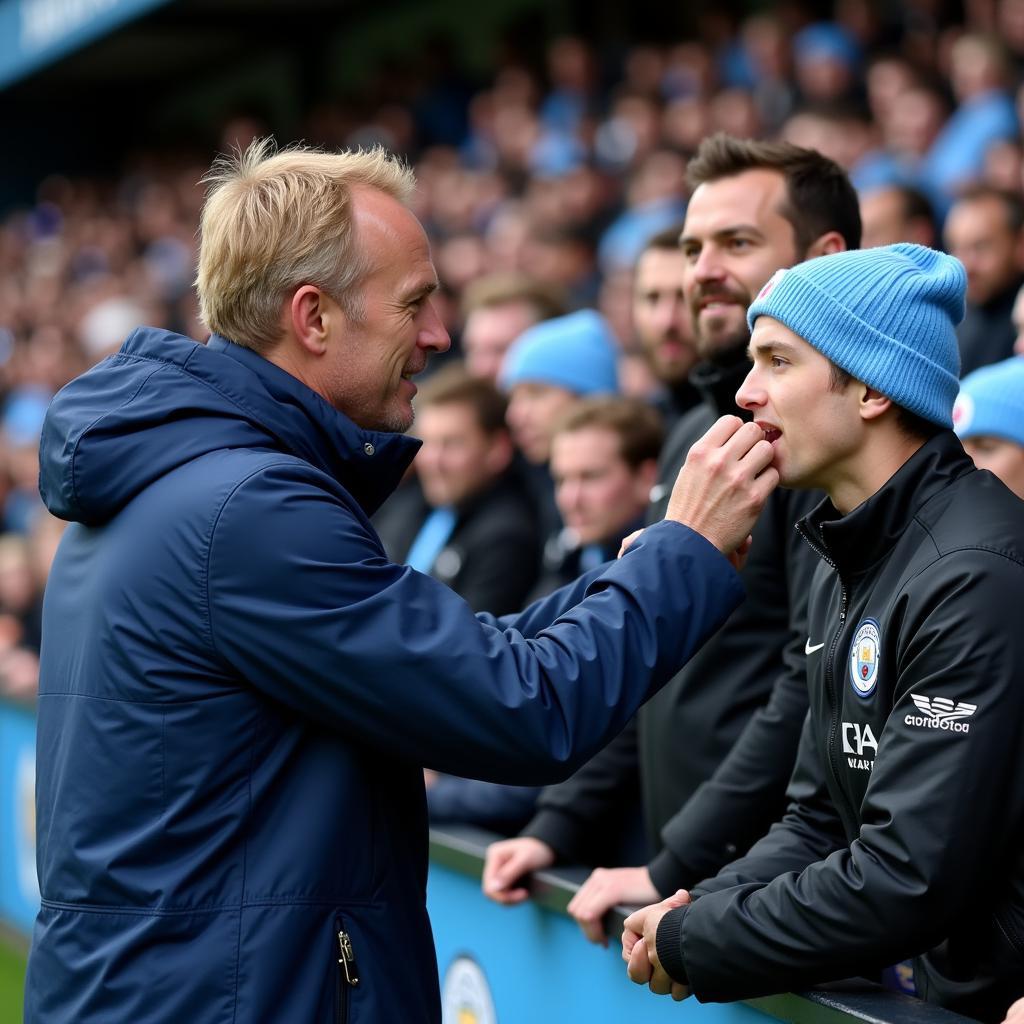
[953,357,1024,448]
[499,309,620,395]
[746,243,965,427]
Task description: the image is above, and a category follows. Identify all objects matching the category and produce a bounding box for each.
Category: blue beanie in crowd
[746,243,965,428]
[953,357,1024,448]
[500,309,619,395]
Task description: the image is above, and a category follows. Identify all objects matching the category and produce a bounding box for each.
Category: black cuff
[655,905,690,986]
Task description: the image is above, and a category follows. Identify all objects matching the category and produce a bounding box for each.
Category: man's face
[415,402,507,507]
[326,189,450,432]
[859,188,907,249]
[963,436,1024,499]
[505,381,578,465]
[463,301,539,383]
[680,169,800,361]
[736,316,862,492]
[551,426,652,546]
[632,247,697,386]
[944,197,1021,306]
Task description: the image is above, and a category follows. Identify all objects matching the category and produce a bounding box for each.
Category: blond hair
[196,138,416,351]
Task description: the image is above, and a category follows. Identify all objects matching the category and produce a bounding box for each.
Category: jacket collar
[203,335,420,516]
[799,431,975,577]
[689,348,753,420]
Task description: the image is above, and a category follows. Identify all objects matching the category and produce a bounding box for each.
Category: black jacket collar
[799,431,975,577]
[689,350,753,420]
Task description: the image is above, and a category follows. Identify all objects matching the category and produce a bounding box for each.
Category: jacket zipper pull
[338,931,360,987]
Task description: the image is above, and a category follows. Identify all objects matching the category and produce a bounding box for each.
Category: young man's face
[737,316,863,492]
[632,247,696,386]
[550,426,654,546]
[680,169,800,361]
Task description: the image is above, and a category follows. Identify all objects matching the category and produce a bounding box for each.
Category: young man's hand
[622,889,692,1001]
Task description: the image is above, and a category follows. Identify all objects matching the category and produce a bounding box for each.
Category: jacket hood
[39,329,420,525]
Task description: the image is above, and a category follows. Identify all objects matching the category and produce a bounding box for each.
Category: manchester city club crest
[849,618,881,698]
[441,955,497,1024]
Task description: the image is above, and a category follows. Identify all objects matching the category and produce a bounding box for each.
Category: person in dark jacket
[375,365,539,615]
[26,140,778,1024]
[484,134,860,941]
[624,243,1024,1024]
[428,395,664,834]
[944,186,1024,376]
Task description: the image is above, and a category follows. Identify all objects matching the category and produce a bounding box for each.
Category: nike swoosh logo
[805,640,825,654]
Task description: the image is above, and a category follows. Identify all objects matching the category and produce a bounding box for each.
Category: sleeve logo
[905,694,977,733]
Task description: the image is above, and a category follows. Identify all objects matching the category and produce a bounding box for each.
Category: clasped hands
[621,888,692,1002]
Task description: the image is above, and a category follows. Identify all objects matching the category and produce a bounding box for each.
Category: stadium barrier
[429,824,979,1023]
[0,697,980,1022]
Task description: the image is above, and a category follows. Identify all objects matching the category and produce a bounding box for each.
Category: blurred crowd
[3,0,1024,713]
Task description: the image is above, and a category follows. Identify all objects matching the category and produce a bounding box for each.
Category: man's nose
[735,365,763,411]
[420,300,451,353]
[691,245,725,282]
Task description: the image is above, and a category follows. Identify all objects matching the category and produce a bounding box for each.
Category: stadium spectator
[630,225,702,427]
[859,184,937,249]
[532,396,662,598]
[459,272,566,383]
[953,356,1024,499]
[501,310,619,467]
[943,186,1024,375]
[625,244,1024,1024]
[500,308,619,547]
[375,365,539,614]
[922,33,1019,201]
[26,139,776,1024]
[426,395,663,834]
[483,135,859,943]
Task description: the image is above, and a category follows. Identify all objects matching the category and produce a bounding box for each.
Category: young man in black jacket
[484,134,860,940]
[624,243,1024,1023]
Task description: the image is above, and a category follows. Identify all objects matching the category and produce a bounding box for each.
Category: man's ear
[859,383,893,422]
[804,230,847,259]
[288,285,333,356]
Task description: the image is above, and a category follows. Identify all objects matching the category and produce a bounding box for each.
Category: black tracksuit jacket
[658,432,1024,1023]
[521,356,819,886]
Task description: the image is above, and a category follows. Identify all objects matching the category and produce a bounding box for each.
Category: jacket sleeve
[658,551,1024,1002]
[519,717,641,863]
[205,462,744,786]
[648,489,819,895]
[685,711,847,898]
[448,521,540,616]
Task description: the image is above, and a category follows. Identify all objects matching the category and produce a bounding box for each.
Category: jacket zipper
[797,524,858,837]
[336,929,360,1024]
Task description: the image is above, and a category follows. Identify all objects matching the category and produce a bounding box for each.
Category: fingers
[671,982,690,1002]
[618,528,644,558]
[621,927,641,961]
[661,888,691,909]
[691,413,746,449]
[626,935,653,985]
[623,906,646,937]
[482,838,553,904]
[567,884,607,945]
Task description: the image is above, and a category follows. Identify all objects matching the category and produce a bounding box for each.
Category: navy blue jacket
[25,329,743,1023]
